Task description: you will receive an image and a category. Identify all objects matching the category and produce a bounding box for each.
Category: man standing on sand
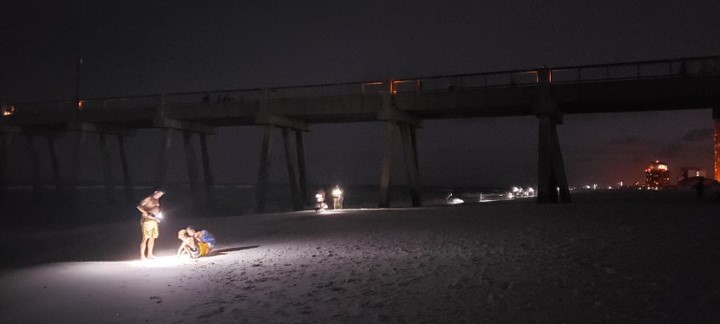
[331,184,344,210]
[137,190,164,260]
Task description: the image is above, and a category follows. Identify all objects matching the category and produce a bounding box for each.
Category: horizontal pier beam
[153,117,213,134]
[255,113,310,131]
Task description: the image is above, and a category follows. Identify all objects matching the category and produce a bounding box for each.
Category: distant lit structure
[645,161,670,188]
[677,167,708,187]
[678,167,706,182]
[1,104,15,117]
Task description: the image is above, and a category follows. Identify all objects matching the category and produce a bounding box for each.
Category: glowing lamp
[1,105,15,116]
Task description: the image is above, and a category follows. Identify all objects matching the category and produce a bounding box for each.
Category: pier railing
[4,55,719,116]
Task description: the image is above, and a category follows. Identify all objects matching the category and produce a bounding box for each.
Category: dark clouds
[609,136,642,146]
[4,1,720,101]
[681,128,713,142]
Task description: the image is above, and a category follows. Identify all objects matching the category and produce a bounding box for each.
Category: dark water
[0,183,507,228]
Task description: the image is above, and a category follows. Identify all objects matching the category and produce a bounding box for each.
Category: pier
[2,56,720,210]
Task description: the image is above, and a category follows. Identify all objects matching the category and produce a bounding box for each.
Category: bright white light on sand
[448,197,464,205]
[317,209,349,215]
[127,256,186,268]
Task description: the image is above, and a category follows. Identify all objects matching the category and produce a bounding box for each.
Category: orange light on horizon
[646,161,669,170]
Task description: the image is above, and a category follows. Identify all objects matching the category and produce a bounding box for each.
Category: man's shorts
[141,220,159,239]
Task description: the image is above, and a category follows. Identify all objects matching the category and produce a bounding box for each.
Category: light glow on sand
[127,256,188,268]
[316,209,349,215]
[4,192,720,323]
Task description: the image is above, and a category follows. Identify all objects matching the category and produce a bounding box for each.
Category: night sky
[2,1,719,188]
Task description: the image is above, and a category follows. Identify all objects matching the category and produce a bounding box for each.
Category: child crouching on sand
[177,226,216,258]
[194,228,216,256]
[177,226,197,257]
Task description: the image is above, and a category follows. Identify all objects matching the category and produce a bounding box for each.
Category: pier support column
[714,107,720,181]
[537,114,571,203]
[282,128,303,211]
[0,131,14,201]
[256,125,274,213]
[26,135,42,197]
[183,131,202,207]
[254,109,310,213]
[200,134,215,204]
[400,124,421,207]
[152,94,213,202]
[377,89,423,208]
[47,136,65,198]
[296,130,308,205]
[68,131,87,198]
[99,133,115,202]
[118,135,133,202]
[535,67,570,204]
[379,121,397,208]
[410,126,420,173]
[154,128,173,190]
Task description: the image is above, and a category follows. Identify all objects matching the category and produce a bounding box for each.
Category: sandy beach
[1,190,719,323]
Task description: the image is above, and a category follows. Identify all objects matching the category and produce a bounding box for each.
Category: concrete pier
[2,56,720,208]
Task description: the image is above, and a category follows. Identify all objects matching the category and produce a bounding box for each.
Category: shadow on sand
[207,245,259,257]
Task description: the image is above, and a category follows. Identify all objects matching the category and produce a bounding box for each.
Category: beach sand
[1,190,719,323]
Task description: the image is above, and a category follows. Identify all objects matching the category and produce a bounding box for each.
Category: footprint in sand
[196,306,225,319]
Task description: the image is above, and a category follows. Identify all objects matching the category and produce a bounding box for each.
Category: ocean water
[0,183,510,228]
